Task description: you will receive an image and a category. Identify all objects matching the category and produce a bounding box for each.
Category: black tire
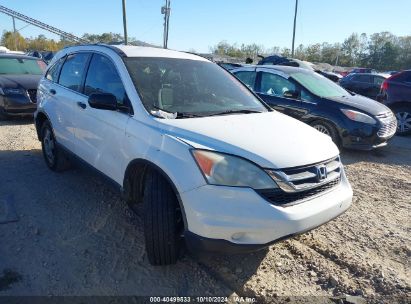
[310,120,340,146]
[40,121,70,171]
[143,169,182,265]
[393,106,411,136]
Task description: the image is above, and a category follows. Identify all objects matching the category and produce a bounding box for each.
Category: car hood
[327,94,390,116]
[0,74,42,90]
[156,111,339,169]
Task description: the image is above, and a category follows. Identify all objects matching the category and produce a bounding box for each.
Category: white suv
[35,45,352,265]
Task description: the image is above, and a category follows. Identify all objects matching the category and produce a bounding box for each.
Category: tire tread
[143,170,179,265]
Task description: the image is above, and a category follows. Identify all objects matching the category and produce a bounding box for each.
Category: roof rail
[62,43,127,57]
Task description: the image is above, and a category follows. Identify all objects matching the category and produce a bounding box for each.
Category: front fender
[122,118,207,195]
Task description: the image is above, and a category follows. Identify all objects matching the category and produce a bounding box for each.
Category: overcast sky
[0,0,410,52]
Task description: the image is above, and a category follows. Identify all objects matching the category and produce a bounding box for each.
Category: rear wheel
[393,106,411,135]
[41,121,71,171]
[143,169,183,265]
[310,120,340,146]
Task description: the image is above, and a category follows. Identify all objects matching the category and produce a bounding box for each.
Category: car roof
[0,53,40,60]
[349,73,387,77]
[234,64,312,75]
[62,44,209,62]
[114,45,209,61]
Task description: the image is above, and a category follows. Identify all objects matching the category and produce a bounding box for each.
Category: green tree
[320,42,340,65]
[397,36,411,70]
[1,31,27,51]
[367,32,399,70]
[342,33,360,66]
[294,44,306,60]
[281,47,291,58]
[305,43,321,62]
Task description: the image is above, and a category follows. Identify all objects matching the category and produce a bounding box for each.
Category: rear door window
[353,75,372,83]
[58,53,90,93]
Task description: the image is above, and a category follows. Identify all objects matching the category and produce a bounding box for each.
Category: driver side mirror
[88,93,117,111]
[283,90,300,100]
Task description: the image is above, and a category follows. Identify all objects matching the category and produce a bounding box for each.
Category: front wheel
[143,169,183,265]
[394,106,411,135]
[310,120,340,146]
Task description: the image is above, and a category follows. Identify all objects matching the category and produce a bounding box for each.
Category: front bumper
[340,121,396,150]
[1,94,37,115]
[181,170,352,253]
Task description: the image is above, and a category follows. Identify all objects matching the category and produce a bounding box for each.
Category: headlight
[191,150,278,189]
[341,109,376,125]
[1,88,26,95]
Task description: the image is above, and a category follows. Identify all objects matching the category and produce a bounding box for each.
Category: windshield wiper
[150,105,203,119]
[176,112,204,118]
[206,109,264,117]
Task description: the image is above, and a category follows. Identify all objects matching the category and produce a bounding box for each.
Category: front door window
[260,72,296,98]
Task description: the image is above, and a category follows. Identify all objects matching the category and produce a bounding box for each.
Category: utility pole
[161,0,171,49]
[122,0,128,45]
[165,0,171,48]
[12,16,18,50]
[291,0,298,58]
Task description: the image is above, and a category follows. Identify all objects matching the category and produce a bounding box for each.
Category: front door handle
[49,89,56,95]
[77,102,87,109]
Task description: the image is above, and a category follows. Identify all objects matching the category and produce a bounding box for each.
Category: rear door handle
[77,102,87,109]
[49,89,56,95]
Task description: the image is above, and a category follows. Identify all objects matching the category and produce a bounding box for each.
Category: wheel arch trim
[34,110,53,141]
[123,158,189,230]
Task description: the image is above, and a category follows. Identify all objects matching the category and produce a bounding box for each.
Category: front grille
[376,112,393,120]
[259,177,341,207]
[376,111,397,137]
[266,156,341,193]
[27,89,37,103]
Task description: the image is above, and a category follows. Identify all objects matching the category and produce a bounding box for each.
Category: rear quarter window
[234,71,256,89]
[46,57,65,82]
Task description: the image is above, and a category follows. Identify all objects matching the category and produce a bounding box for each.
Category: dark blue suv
[231,65,397,150]
[378,70,411,135]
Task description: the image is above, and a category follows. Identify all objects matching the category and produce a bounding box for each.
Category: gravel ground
[0,118,410,303]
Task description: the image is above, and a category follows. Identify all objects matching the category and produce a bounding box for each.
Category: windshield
[291,71,349,98]
[124,57,267,117]
[0,58,46,75]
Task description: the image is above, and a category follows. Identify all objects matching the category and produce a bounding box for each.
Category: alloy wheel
[313,124,331,136]
[396,111,411,133]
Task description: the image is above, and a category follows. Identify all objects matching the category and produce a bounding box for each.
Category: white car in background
[35,44,352,265]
